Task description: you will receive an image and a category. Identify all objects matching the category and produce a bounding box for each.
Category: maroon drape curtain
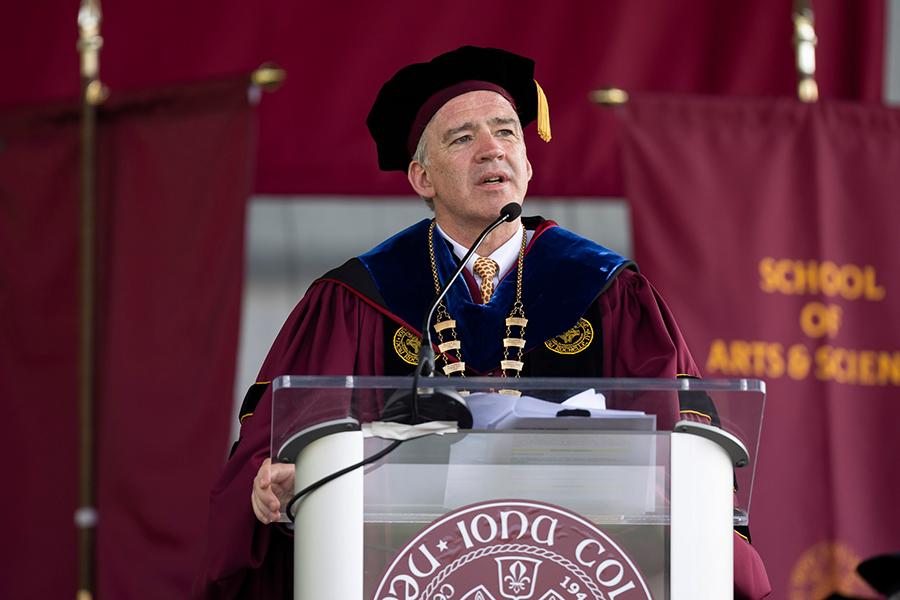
[0,105,82,600]
[620,95,900,599]
[0,77,255,599]
[5,0,884,198]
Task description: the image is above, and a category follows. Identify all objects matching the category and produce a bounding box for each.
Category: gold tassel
[534,79,551,142]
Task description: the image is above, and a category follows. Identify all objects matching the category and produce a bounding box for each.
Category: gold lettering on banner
[758,257,885,300]
[787,344,812,380]
[799,302,843,338]
[815,346,900,386]
[709,256,898,386]
[706,339,786,379]
[706,339,900,386]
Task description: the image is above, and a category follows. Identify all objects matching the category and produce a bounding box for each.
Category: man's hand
[251,458,295,524]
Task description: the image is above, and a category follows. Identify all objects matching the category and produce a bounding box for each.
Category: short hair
[410,128,435,211]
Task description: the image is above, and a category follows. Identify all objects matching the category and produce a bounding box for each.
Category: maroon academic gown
[195,260,770,599]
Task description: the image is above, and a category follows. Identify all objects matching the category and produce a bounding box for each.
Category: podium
[271,377,764,600]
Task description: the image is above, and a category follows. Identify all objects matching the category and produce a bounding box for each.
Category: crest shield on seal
[495,557,541,600]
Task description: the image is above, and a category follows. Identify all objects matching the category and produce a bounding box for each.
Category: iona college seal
[373,499,652,600]
[393,327,421,365]
[544,319,594,355]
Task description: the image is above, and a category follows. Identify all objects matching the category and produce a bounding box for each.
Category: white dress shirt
[435,222,532,293]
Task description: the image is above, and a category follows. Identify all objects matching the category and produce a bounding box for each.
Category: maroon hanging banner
[0,77,255,599]
[0,103,81,600]
[620,95,900,598]
[93,78,256,599]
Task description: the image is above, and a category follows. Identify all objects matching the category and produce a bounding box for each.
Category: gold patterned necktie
[472,256,499,304]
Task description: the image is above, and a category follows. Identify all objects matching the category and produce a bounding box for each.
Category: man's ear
[526,155,533,182]
[408,161,435,199]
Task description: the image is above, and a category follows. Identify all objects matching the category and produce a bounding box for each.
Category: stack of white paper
[467,389,654,431]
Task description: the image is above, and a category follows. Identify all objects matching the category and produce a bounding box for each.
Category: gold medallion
[392,327,420,365]
[544,318,594,355]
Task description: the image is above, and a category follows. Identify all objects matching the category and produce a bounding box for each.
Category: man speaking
[197,46,770,599]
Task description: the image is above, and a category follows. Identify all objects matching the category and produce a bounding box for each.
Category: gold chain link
[501,228,529,378]
[428,222,464,376]
[427,220,527,378]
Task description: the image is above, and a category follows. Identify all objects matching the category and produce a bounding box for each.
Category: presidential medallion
[544,318,594,355]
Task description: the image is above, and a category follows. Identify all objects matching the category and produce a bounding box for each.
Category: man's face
[408,90,532,230]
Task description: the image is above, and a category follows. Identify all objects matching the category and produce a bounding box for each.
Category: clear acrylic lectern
[271,377,764,600]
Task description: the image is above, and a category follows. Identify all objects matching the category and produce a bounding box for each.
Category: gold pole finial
[78,0,107,104]
[251,63,287,92]
[589,87,629,107]
[77,0,103,77]
[793,0,819,102]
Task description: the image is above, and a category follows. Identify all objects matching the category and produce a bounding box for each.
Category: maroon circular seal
[373,499,652,600]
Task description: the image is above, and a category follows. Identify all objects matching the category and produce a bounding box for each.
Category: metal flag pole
[793,0,819,102]
[76,1,107,598]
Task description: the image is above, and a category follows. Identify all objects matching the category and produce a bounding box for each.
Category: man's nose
[476,136,505,162]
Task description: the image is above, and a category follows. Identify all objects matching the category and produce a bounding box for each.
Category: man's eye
[497,129,515,137]
[451,135,473,145]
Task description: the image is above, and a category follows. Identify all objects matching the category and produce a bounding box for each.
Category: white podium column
[670,432,734,599]
[293,430,364,599]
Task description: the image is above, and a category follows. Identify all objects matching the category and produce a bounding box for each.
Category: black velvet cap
[366,46,546,172]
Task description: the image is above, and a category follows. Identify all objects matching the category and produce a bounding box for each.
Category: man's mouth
[480,174,508,185]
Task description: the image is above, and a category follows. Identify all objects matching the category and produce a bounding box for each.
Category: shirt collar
[435,221,524,285]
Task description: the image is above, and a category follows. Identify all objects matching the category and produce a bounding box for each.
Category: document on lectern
[442,392,661,518]
[467,390,657,432]
[362,390,662,522]
[444,430,662,519]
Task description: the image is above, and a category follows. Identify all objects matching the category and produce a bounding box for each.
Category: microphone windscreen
[500,202,522,221]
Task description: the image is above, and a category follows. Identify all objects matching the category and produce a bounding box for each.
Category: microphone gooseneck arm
[416,202,523,380]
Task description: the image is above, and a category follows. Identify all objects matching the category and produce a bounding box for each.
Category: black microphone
[381,202,522,427]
